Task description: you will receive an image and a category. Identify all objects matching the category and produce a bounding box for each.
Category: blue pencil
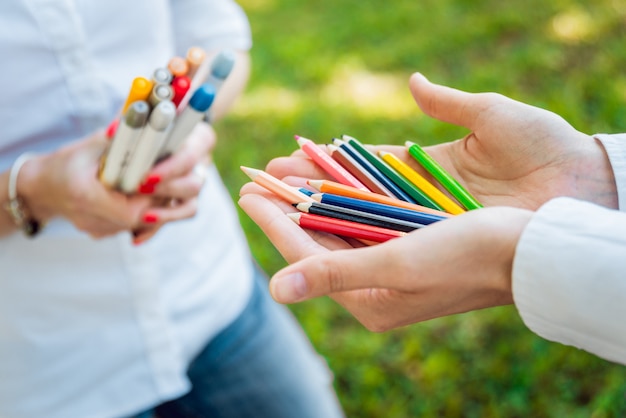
[311,192,447,225]
[332,138,417,204]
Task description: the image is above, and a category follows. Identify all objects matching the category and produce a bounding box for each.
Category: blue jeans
[132,264,344,418]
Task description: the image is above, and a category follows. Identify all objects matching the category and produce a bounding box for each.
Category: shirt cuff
[512,197,626,366]
[594,133,626,211]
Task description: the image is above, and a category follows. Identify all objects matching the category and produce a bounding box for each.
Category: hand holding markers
[98,48,236,243]
[18,132,153,239]
[238,72,617,330]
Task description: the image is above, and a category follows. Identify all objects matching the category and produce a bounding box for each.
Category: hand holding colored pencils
[240,133,482,244]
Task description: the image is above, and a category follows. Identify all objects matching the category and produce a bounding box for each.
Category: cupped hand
[21,131,152,238]
[263,73,617,211]
[240,185,532,331]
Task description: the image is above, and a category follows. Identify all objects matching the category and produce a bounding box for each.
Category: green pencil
[405,140,483,210]
[342,135,443,211]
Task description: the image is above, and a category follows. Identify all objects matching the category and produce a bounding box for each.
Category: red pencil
[295,135,368,191]
[288,212,406,243]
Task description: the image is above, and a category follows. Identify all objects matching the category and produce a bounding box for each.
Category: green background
[214,0,626,416]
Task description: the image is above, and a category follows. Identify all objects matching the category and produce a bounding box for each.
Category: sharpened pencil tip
[286,213,301,224]
[310,193,322,202]
[240,166,260,179]
[307,179,323,190]
[295,202,312,212]
[332,138,344,146]
[404,140,416,148]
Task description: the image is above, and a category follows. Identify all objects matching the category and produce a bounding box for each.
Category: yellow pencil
[378,151,465,215]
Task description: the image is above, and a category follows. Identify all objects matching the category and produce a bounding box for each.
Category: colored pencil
[240,166,314,204]
[405,141,483,210]
[307,179,452,217]
[378,151,465,215]
[295,135,368,191]
[333,139,417,203]
[311,193,447,225]
[296,202,424,233]
[327,144,393,196]
[288,212,406,243]
[342,135,442,211]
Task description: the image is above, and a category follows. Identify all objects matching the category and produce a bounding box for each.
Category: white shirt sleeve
[169,0,252,54]
[512,133,626,366]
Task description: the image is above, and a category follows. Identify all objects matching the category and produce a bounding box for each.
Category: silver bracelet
[4,152,42,237]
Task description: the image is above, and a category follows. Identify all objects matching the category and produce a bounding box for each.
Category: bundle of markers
[99,47,236,193]
[242,134,483,244]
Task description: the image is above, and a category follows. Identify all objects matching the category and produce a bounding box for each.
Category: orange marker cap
[186,47,206,78]
[168,56,189,78]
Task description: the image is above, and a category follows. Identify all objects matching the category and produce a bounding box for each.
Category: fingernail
[271,272,307,303]
[138,184,155,194]
[144,175,161,185]
[143,213,159,224]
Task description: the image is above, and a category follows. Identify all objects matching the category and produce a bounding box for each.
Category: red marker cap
[171,75,191,107]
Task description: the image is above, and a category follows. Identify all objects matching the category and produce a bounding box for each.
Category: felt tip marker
[100,101,150,188]
[152,67,173,85]
[160,83,216,158]
[186,46,206,79]
[168,56,189,78]
[121,77,153,114]
[203,49,236,122]
[171,75,191,108]
[148,84,174,107]
[119,100,176,193]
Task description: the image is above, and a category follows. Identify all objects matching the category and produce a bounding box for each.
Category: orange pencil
[241,166,314,204]
[307,179,452,217]
[378,151,465,215]
[295,135,368,191]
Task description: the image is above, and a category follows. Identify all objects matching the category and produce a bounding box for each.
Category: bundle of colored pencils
[242,134,482,244]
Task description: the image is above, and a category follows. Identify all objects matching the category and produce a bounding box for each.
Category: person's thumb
[268,244,399,304]
[409,72,483,131]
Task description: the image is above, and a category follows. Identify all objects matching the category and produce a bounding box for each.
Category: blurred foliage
[213,0,626,416]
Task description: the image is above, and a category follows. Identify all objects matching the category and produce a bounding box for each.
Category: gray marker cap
[149,100,176,131]
[153,67,173,85]
[210,49,236,80]
[125,101,150,128]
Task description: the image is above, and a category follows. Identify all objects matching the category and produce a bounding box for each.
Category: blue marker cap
[210,49,236,80]
[189,83,216,112]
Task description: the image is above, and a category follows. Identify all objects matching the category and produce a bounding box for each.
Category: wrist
[17,153,52,223]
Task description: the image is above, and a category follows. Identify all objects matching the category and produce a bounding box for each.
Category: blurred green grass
[213,0,626,416]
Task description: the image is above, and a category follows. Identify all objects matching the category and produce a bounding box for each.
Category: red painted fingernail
[143,213,159,224]
[106,119,119,139]
[144,175,161,185]
[138,184,155,194]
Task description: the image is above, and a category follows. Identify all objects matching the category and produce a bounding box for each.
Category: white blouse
[0,1,254,417]
[513,133,626,366]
